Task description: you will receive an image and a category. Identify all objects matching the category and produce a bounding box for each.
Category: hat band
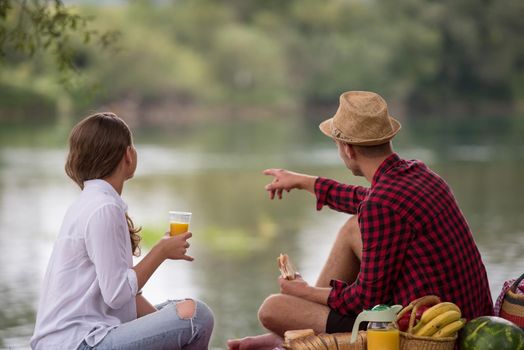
[331,123,398,144]
[332,126,347,140]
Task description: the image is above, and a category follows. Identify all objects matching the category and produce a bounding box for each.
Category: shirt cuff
[127,268,139,296]
[315,177,331,211]
[327,279,350,313]
[328,279,348,301]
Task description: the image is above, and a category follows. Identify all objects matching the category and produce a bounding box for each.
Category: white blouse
[31,180,138,350]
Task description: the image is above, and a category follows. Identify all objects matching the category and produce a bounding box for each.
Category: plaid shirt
[315,153,494,320]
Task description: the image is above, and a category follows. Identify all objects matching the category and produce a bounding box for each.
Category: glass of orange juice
[169,211,192,236]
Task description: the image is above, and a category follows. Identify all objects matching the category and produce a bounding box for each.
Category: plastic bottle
[350,304,402,350]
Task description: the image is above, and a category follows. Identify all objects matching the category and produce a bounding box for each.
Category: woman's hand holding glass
[158,232,194,261]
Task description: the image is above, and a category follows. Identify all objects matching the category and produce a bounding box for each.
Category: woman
[31,112,214,349]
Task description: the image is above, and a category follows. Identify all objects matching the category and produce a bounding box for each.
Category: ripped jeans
[77,299,214,350]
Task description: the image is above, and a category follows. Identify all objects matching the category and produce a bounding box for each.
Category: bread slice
[277,253,297,280]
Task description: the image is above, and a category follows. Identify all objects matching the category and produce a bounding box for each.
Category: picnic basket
[399,301,457,350]
[399,331,456,350]
[283,329,455,350]
[499,272,524,328]
[283,331,367,350]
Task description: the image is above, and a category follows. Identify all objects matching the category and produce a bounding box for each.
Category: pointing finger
[263,169,278,176]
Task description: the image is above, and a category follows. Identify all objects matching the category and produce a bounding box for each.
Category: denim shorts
[77,299,214,350]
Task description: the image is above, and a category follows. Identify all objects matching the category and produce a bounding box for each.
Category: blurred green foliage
[1,0,523,125]
[0,0,120,71]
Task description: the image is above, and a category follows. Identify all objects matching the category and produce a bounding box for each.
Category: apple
[397,305,432,332]
[398,313,410,332]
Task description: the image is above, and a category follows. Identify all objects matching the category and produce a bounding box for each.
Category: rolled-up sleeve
[85,203,138,309]
[315,177,369,214]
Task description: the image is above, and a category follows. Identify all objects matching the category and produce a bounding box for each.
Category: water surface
[0,119,522,349]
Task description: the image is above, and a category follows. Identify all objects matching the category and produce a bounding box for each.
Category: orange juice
[170,222,189,236]
[367,329,399,350]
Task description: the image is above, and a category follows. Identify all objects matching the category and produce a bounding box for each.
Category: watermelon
[459,316,524,350]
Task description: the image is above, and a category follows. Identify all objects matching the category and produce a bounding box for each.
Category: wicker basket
[399,298,457,350]
[284,329,456,350]
[284,331,367,350]
[400,331,456,350]
[500,272,524,328]
[283,325,456,350]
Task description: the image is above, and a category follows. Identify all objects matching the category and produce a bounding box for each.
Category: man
[228,91,493,350]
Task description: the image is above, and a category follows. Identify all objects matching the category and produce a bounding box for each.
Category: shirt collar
[83,179,128,212]
[371,153,401,187]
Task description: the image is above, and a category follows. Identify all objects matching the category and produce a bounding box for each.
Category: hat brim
[319,116,401,146]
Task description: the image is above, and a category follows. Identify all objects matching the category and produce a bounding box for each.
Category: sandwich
[277,253,297,280]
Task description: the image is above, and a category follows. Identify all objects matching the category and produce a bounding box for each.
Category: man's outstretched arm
[263,169,318,199]
[264,168,369,214]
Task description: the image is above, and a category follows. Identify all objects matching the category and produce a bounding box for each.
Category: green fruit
[459,316,524,350]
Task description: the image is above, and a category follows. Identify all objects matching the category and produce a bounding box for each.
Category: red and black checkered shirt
[315,153,494,320]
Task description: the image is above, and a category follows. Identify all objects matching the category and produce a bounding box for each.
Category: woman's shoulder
[79,186,127,214]
[80,180,128,213]
[82,195,126,223]
[63,191,125,231]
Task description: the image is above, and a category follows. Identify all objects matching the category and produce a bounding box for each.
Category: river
[0,118,523,349]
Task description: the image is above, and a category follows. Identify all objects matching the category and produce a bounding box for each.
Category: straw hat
[319,91,401,146]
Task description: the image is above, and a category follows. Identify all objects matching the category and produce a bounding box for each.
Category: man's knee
[343,215,361,240]
[258,294,284,329]
[340,215,362,260]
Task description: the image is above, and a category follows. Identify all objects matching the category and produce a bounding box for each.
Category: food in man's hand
[277,253,297,280]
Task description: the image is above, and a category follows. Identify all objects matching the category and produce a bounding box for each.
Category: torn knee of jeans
[176,299,196,319]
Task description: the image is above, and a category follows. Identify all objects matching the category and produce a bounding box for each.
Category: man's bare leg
[258,294,330,335]
[227,333,282,350]
[227,294,330,350]
[316,215,362,287]
[228,216,361,349]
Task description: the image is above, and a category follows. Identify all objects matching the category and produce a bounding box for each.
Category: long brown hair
[65,112,141,256]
